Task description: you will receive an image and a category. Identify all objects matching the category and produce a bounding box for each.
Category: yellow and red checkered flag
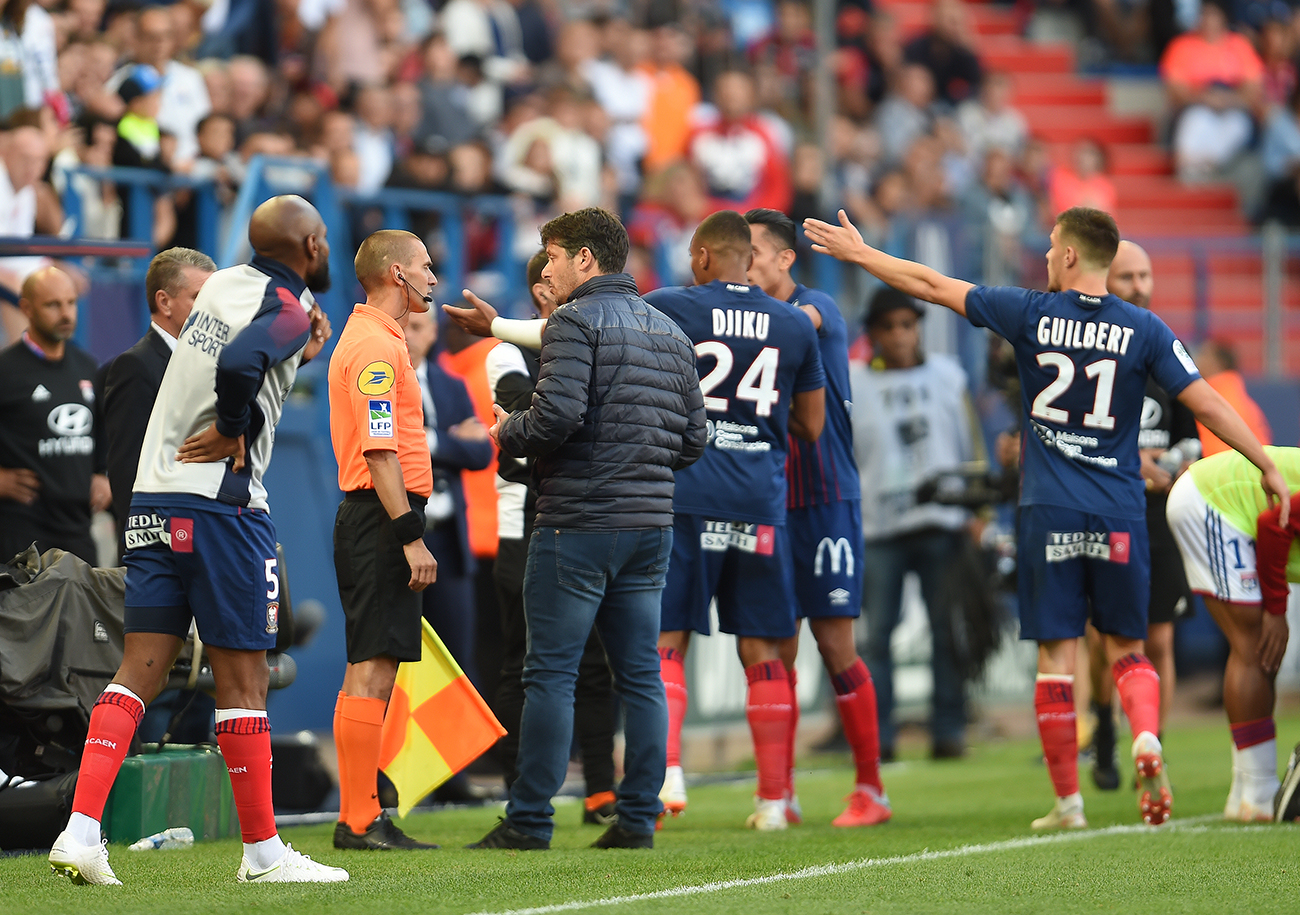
[379,618,506,817]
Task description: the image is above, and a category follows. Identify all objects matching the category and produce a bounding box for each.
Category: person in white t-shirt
[0,126,51,345]
[849,286,980,761]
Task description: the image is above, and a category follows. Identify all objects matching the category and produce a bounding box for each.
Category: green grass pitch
[6,713,1300,915]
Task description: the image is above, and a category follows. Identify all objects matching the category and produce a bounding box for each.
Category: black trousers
[491,532,617,794]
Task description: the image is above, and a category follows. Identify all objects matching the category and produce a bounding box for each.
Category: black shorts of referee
[334,489,428,664]
[1147,496,1192,626]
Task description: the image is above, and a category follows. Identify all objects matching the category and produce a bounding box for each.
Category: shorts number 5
[265,558,279,600]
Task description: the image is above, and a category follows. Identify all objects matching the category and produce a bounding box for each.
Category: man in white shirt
[107,7,212,170]
[850,286,980,760]
[0,126,52,344]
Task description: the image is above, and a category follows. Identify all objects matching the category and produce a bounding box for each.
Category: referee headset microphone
[396,270,433,318]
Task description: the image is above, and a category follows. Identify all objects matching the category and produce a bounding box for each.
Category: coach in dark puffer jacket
[468,207,705,852]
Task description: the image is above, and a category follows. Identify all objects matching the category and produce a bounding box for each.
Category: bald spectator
[107,7,212,170]
[0,267,110,565]
[227,55,271,142]
[688,69,792,214]
[904,0,983,106]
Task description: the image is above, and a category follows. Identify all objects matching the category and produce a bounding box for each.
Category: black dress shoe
[333,812,440,850]
[931,739,966,760]
[591,823,653,849]
[466,818,550,850]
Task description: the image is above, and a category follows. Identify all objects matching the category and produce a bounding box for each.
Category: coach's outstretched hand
[442,290,497,337]
[804,209,867,263]
[178,423,246,472]
[403,539,438,591]
[1259,611,1290,675]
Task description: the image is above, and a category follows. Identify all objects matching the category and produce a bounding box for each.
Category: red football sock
[832,658,883,794]
[785,666,799,795]
[1230,717,1276,749]
[332,691,350,825]
[72,687,145,820]
[745,662,792,801]
[1035,675,1079,798]
[335,693,386,833]
[1113,653,1161,739]
[659,647,687,768]
[215,710,277,844]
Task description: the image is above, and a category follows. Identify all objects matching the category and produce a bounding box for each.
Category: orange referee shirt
[328,304,433,497]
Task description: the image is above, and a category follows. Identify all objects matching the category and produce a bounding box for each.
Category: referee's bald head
[355,229,424,293]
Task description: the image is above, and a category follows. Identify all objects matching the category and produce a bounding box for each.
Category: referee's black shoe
[466,818,550,850]
[334,812,440,850]
[591,824,653,849]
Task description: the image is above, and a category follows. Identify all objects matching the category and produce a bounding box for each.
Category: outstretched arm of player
[804,210,974,317]
[1177,379,1290,527]
[789,388,826,442]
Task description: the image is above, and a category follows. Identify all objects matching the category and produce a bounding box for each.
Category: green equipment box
[102,744,238,844]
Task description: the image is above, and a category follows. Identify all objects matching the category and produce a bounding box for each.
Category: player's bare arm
[443,288,547,347]
[177,423,245,472]
[364,449,437,591]
[804,210,974,316]
[1177,379,1290,526]
[789,387,826,442]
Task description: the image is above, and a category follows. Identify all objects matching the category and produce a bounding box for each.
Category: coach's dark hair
[744,208,796,251]
[539,207,629,274]
[1055,207,1119,272]
[145,247,216,314]
[693,210,753,260]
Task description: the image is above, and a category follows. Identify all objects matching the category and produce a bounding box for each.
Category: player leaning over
[48,196,345,883]
[1165,446,1299,821]
[805,206,1288,829]
[743,208,889,828]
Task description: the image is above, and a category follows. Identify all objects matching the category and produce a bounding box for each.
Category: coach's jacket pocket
[333,522,357,589]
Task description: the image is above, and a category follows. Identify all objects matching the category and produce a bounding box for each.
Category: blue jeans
[862,528,967,750]
[506,526,671,840]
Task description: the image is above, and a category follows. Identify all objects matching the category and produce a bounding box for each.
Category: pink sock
[659,647,687,768]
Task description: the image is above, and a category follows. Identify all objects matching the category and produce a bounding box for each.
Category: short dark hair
[526,248,547,289]
[693,210,752,259]
[145,247,216,314]
[744,208,796,251]
[1055,207,1119,271]
[539,207,629,274]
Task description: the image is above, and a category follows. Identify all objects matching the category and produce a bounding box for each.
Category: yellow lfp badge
[358,361,395,395]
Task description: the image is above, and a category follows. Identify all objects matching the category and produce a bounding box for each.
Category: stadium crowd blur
[5,0,1300,336]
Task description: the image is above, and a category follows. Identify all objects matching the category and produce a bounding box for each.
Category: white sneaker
[784,792,802,826]
[237,844,349,883]
[1031,795,1087,831]
[1224,774,1243,820]
[660,765,687,817]
[49,830,121,886]
[745,797,788,831]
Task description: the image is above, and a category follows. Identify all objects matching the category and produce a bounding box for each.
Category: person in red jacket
[688,69,792,216]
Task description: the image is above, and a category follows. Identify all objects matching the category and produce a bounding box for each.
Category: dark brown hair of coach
[539,207,629,275]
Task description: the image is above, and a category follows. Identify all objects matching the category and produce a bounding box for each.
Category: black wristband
[391,510,425,544]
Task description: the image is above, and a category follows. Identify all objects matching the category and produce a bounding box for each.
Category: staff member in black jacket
[466,207,707,852]
[98,248,216,560]
[0,267,110,564]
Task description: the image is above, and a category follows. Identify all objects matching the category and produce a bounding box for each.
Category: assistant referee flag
[378,619,506,817]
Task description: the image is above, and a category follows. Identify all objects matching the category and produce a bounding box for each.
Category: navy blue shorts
[122,502,281,651]
[788,500,863,620]
[1016,504,1150,642]
[659,514,797,639]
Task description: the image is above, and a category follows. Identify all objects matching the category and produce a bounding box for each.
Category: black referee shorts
[1147,496,1192,626]
[333,489,427,664]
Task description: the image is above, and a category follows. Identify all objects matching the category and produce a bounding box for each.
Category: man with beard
[0,266,110,564]
[805,205,1287,831]
[48,196,340,886]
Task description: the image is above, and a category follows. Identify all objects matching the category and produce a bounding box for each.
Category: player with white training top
[805,205,1288,829]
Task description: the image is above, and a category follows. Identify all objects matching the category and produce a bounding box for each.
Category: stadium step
[1011,75,1106,107]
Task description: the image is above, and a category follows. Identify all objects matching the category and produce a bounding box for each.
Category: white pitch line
[466,816,1233,915]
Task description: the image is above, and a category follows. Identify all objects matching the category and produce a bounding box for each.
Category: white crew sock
[67,812,101,847]
[246,834,287,870]
[1240,738,1280,805]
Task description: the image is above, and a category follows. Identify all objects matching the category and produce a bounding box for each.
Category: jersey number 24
[696,342,781,416]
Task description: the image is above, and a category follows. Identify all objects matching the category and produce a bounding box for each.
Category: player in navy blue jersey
[805,206,1288,830]
[647,210,826,832]
[744,208,890,829]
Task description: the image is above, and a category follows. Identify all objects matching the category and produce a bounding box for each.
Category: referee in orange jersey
[328,229,440,850]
